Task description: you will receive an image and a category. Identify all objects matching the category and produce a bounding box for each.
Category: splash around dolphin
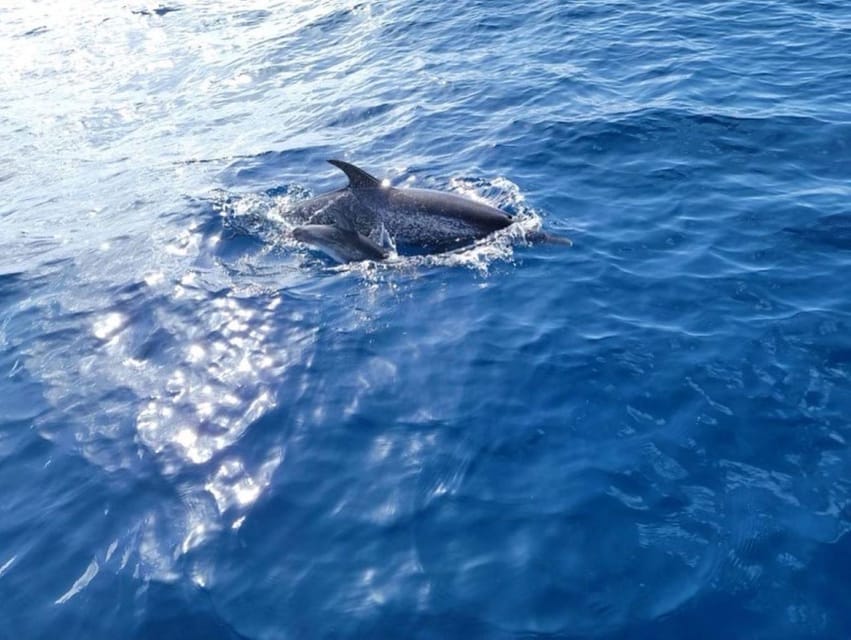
[291,160,571,262]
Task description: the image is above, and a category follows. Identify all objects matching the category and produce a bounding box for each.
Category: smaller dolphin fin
[328,160,382,190]
[376,222,395,252]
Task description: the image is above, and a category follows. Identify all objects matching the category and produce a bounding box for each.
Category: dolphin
[326,160,515,252]
[292,207,389,263]
[289,160,571,261]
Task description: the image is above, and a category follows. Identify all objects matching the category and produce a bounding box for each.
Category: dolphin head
[292,224,388,263]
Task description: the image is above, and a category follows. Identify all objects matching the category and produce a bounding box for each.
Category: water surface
[2,1,851,637]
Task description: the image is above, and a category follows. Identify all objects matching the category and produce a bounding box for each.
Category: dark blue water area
[2,1,851,638]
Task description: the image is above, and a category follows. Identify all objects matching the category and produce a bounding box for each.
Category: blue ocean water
[2,0,851,637]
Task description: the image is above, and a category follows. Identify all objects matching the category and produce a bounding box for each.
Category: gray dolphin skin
[292,224,388,263]
[290,159,570,262]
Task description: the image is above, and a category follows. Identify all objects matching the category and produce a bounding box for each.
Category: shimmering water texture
[2,1,851,638]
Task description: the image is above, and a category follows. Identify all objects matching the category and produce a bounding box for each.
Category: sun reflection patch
[92,312,125,340]
[205,447,284,515]
[140,298,270,443]
[132,286,299,549]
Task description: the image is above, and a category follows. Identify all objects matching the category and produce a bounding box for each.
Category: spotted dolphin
[325,160,515,252]
[290,160,570,261]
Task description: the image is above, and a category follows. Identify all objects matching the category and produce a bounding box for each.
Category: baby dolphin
[292,208,389,264]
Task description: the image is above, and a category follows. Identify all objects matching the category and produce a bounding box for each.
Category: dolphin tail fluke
[527,230,573,247]
[328,159,382,189]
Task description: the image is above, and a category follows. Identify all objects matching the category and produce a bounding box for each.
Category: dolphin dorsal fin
[328,159,382,190]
